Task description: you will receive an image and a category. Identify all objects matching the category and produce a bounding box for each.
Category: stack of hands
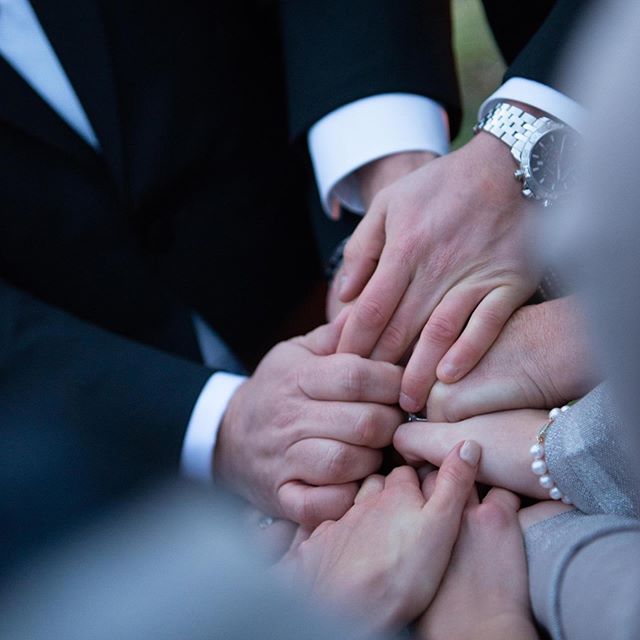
[214,131,599,638]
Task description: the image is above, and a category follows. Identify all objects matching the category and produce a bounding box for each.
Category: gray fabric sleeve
[544,383,640,517]
[525,510,640,640]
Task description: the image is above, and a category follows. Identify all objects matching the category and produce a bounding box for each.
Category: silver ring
[407,413,428,423]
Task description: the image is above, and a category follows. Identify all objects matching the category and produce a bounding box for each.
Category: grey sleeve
[525,510,640,640]
[544,383,640,517]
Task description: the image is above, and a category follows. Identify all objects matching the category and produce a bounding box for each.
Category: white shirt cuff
[308,93,450,214]
[479,77,588,134]
[180,372,247,483]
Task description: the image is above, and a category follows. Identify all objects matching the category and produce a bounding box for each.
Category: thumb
[426,440,480,522]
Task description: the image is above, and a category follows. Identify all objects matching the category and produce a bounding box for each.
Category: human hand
[336,132,539,413]
[417,485,538,640]
[394,409,551,499]
[214,314,405,528]
[427,297,599,421]
[276,442,481,634]
[242,506,298,564]
[326,152,436,320]
[357,150,437,210]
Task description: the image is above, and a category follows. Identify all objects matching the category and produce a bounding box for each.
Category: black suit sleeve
[279,0,462,139]
[501,0,596,100]
[0,280,213,568]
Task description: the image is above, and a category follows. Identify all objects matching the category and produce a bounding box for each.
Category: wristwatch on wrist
[474,102,580,207]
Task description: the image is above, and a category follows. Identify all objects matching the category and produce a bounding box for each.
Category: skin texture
[426,297,599,422]
[417,484,539,640]
[326,151,436,320]
[214,312,405,528]
[394,409,552,499]
[276,444,480,635]
[336,131,539,413]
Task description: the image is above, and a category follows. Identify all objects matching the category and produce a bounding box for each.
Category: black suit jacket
[0,0,592,569]
[0,0,463,569]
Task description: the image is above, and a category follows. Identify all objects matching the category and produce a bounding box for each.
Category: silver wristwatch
[474,102,579,207]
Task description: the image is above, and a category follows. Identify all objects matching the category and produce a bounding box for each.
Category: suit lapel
[29,0,126,194]
[0,56,94,163]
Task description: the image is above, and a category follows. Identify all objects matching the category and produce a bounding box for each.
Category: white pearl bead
[530,443,545,459]
[531,459,547,475]
[562,495,573,505]
[549,407,561,419]
[539,474,554,489]
[550,486,563,500]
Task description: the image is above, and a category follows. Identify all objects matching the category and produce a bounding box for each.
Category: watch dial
[529,129,580,196]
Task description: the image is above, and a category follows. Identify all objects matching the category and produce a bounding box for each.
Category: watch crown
[514,168,526,182]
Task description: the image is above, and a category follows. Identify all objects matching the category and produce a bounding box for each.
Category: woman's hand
[275,442,481,634]
[426,298,598,422]
[394,409,551,499]
[417,484,539,640]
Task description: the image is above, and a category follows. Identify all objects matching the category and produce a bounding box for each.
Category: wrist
[464,131,523,202]
[213,378,248,485]
[357,150,436,209]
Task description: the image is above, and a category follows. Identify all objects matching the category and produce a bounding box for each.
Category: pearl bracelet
[530,406,574,505]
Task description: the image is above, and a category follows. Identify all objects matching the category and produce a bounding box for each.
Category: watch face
[528,128,580,197]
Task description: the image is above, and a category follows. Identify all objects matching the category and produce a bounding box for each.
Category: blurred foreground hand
[275,442,480,635]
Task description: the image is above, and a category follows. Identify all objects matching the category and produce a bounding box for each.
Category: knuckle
[424,313,459,346]
[355,297,387,330]
[341,361,367,398]
[325,443,353,479]
[352,407,377,446]
[427,382,457,418]
[396,236,420,263]
[297,491,320,527]
[437,462,471,494]
[471,502,511,530]
[476,305,509,331]
[377,322,407,355]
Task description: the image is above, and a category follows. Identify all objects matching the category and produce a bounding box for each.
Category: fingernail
[400,392,420,413]
[459,440,481,466]
[440,363,460,382]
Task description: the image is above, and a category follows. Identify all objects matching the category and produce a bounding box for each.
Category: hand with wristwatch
[331,99,580,416]
[475,101,580,208]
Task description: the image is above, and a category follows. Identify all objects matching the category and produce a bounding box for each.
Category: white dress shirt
[313,82,584,216]
[0,0,582,483]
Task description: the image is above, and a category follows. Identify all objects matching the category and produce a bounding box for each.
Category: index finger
[298,353,403,403]
[337,251,412,356]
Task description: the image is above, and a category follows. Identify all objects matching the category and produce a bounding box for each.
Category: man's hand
[417,485,538,640]
[426,297,599,422]
[276,443,480,634]
[336,132,539,413]
[214,316,405,528]
[326,151,436,321]
[394,409,551,499]
[357,150,437,210]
